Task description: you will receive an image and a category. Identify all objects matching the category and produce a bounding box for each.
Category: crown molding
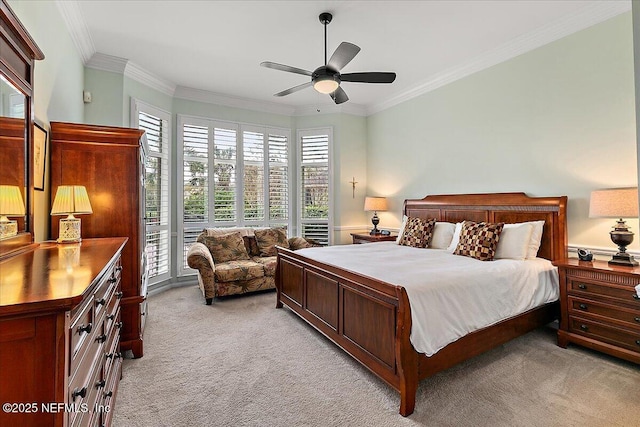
[174,86,296,116]
[367,1,631,115]
[55,0,95,64]
[124,62,176,96]
[86,52,127,73]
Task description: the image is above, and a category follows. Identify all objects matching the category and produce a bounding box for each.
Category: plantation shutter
[213,126,237,222]
[135,103,171,284]
[183,124,209,223]
[268,132,289,224]
[242,130,265,221]
[299,131,330,244]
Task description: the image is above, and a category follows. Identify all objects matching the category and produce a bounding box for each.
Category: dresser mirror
[0,0,44,258]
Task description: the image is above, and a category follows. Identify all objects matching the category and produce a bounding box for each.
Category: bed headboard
[403,192,567,261]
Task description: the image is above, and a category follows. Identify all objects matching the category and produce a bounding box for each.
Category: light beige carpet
[113,286,640,427]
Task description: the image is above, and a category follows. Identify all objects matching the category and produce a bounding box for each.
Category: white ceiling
[60,0,630,115]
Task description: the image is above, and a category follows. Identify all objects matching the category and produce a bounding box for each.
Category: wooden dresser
[50,122,148,358]
[554,258,640,364]
[0,238,127,427]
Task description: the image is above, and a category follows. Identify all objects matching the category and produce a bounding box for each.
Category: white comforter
[296,242,559,356]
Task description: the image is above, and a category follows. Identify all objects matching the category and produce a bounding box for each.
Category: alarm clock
[577,248,593,262]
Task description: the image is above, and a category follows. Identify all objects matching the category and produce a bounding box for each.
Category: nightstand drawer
[569,317,640,353]
[568,278,640,304]
[568,296,640,330]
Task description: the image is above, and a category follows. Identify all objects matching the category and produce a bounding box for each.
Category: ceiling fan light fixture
[313,77,339,94]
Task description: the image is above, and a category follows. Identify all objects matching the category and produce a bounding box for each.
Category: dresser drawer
[69,355,103,427]
[568,277,640,305]
[568,296,640,330]
[94,268,118,318]
[569,316,640,353]
[70,300,95,376]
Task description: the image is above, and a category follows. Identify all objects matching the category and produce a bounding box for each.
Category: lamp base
[0,220,17,239]
[57,217,82,244]
[370,212,380,235]
[609,252,639,267]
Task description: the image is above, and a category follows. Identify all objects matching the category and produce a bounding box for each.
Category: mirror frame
[0,0,44,259]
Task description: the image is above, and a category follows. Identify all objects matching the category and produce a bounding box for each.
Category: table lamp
[589,187,639,266]
[364,196,388,235]
[0,185,25,239]
[51,185,93,243]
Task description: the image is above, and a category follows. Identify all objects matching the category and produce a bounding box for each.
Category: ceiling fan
[260,12,396,105]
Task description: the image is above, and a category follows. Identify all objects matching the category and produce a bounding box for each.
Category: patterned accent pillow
[254,228,290,257]
[202,232,250,263]
[397,217,437,248]
[243,236,261,256]
[453,221,505,261]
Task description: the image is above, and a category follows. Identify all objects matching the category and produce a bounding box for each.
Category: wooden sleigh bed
[275,193,567,416]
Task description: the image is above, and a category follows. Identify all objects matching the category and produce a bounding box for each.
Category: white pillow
[446,222,464,252]
[396,215,408,244]
[526,220,545,259]
[494,222,534,260]
[430,222,456,249]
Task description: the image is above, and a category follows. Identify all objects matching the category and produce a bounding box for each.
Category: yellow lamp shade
[51,185,93,216]
[0,185,25,218]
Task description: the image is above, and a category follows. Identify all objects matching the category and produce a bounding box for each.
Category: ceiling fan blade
[331,86,349,104]
[341,72,396,83]
[274,81,313,97]
[260,61,313,77]
[327,42,360,71]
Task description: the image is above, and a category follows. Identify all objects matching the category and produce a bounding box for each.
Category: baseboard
[148,276,198,298]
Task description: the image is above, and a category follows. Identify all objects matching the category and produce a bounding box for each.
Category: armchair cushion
[254,227,289,257]
[201,231,250,263]
[214,260,264,282]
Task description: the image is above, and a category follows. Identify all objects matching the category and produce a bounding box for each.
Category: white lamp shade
[0,185,25,216]
[51,185,93,216]
[364,196,388,212]
[589,188,639,218]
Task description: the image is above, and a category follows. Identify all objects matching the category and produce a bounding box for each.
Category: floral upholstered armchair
[187,227,321,305]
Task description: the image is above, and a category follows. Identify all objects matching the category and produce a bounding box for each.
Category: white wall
[367,13,637,251]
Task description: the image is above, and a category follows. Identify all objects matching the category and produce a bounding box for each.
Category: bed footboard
[275,247,419,416]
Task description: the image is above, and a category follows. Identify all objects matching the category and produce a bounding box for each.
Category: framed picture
[34,122,47,191]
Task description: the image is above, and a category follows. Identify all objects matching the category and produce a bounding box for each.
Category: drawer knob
[636,340,640,346]
[72,387,87,401]
[116,292,123,299]
[578,304,588,310]
[95,298,106,306]
[104,391,113,399]
[578,284,587,290]
[106,352,114,360]
[116,266,123,272]
[106,314,115,321]
[635,317,640,323]
[115,321,123,329]
[108,277,117,284]
[78,323,92,335]
[96,334,107,343]
[580,324,589,331]
[96,380,106,389]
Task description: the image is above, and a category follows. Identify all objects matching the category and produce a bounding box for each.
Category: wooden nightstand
[553,258,640,364]
[350,232,397,244]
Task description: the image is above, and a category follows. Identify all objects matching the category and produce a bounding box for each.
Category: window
[298,128,332,245]
[178,115,291,274]
[132,99,171,284]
